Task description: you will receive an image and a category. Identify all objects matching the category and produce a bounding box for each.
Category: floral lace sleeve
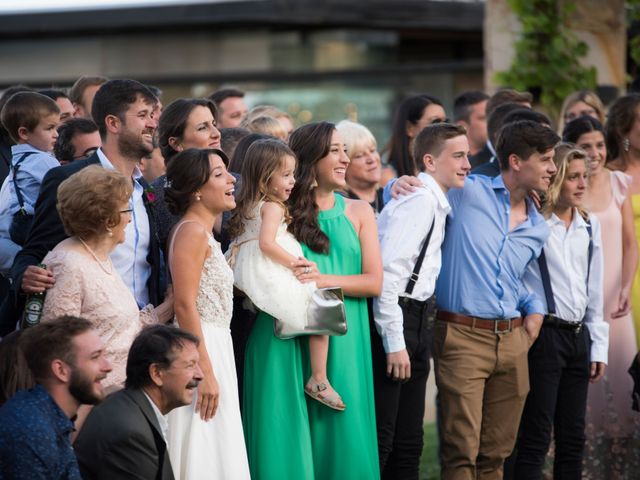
[139,305,160,326]
[41,251,83,322]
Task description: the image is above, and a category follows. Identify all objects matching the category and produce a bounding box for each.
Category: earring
[107,228,113,237]
[195,194,201,201]
[624,138,631,153]
[311,178,318,188]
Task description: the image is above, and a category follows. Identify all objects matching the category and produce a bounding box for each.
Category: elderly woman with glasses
[41,165,174,392]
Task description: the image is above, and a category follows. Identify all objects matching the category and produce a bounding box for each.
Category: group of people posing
[0,77,639,480]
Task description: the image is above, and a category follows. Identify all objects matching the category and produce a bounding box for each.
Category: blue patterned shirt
[0,385,81,479]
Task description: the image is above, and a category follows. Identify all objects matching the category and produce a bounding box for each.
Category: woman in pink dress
[41,166,174,390]
[564,116,640,478]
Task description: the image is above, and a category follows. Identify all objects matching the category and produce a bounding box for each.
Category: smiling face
[268,154,296,202]
[514,147,558,193]
[117,95,157,158]
[173,106,221,151]
[345,142,381,189]
[426,134,471,191]
[22,113,60,152]
[160,341,203,410]
[315,130,351,190]
[197,153,237,214]
[67,330,112,405]
[557,158,589,210]
[576,130,606,175]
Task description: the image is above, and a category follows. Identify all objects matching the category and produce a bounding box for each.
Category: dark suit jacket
[0,153,164,334]
[74,388,175,480]
[469,143,493,169]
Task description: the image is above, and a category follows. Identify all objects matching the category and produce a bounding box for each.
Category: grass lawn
[419,422,440,480]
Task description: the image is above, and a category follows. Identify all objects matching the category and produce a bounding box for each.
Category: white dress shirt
[522,210,608,364]
[143,391,169,442]
[373,173,451,353]
[97,149,152,307]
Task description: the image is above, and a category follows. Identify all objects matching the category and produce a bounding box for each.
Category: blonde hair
[336,120,377,159]
[542,143,589,219]
[243,115,287,140]
[557,90,606,134]
[57,165,132,239]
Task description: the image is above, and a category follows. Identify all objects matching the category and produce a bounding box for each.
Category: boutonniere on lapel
[144,185,157,205]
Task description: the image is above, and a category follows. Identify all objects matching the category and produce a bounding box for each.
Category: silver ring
[304,266,311,274]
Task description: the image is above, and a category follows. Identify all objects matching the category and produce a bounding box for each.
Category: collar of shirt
[142,391,169,443]
[97,148,152,307]
[489,174,546,228]
[417,172,451,214]
[10,143,57,164]
[96,148,144,181]
[33,384,75,436]
[548,208,587,231]
[486,140,496,163]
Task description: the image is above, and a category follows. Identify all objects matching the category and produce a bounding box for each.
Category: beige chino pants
[434,320,533,480]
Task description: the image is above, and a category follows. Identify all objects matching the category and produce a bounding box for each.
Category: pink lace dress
[41,243,157,389]
[583,171,640,478]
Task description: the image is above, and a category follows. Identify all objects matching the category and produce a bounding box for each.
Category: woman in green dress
[288,122,383,479]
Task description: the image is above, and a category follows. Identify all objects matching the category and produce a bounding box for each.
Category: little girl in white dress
[228,139,345,411]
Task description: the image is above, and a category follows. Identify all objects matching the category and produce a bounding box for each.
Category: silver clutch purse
[274,287,348,339]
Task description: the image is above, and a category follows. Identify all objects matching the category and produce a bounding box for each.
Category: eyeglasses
[119,208,134,214]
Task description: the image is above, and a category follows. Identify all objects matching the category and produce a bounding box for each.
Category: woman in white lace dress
[164,148,250,479]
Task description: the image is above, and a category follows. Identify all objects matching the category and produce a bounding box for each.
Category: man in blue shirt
[434,120,560,479]
[0,316,112,479]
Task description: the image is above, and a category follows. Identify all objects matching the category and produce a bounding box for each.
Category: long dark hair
[164,148,229,216]
[605,93,640,167]
[288,122,334,254]
[385,95,443,177]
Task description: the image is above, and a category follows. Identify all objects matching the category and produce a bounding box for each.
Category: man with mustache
[1,79,166,333]
[74,325,203,480]
[0,316,112,479]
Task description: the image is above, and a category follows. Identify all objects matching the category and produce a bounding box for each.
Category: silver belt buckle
[494,319,512,334]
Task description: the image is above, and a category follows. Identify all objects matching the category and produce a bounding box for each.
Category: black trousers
[370,296,436,480]
[511,324,591,480]
[230,294,256,411]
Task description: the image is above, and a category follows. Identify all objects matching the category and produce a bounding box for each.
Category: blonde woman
[557,90,606,134]
[337,120,384,214]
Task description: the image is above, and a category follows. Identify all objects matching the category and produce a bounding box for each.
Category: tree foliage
[496,0,597,119]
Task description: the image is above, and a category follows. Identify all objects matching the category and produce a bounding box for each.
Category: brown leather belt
[437,310,523,333]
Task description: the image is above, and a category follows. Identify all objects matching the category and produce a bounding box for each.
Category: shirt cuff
[586,322,609,364]
[382,332,406,354]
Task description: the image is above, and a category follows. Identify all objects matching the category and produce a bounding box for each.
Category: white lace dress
[227,201,315,329]
[41,244,157,390]
[167,221,250,480]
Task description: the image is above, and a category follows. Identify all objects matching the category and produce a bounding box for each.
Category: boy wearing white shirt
[372,123,470,478]
[514,145,608,479]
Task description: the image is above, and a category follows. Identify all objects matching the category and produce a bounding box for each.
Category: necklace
[78,237,113,275]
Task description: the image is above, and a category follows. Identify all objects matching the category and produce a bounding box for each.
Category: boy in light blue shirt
[0,92,60,273]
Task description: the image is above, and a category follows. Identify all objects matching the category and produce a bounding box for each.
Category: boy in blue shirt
[0,92,60,273]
